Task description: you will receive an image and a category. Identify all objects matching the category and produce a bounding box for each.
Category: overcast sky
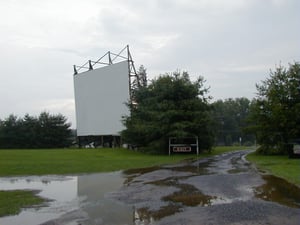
[0,0,299,127]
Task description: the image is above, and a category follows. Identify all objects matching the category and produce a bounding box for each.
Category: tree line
[123,62,299,155]
[0,112,72,148]
[0,62,298,155]
[211,98,255,146]
[122,71,255,154]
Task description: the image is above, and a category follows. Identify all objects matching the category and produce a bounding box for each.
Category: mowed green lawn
[0,146,247,176]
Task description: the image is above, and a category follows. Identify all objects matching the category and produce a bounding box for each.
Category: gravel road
[109,150,300,225]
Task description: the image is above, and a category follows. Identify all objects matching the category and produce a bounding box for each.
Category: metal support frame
[126,45,139,103]
[77,135,122,148]
[88,60,93,70]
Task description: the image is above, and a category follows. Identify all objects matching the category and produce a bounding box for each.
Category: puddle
[0,172,132,225]
[254,175,300,208]
[227,156,251,174]
[123,159,213,183]
[134,204,181,222]
[138,176,216,223]
[167,163,212,175]
[1,151,299,225]
[131,178,215,223]
[0,176,78,225]
[123,166,161,176]
[227,168,249,174]
[123,166,161,186]
[148,177,214,207]
[162,183,215,207]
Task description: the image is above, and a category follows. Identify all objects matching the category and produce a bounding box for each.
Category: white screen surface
[74,61,129,136]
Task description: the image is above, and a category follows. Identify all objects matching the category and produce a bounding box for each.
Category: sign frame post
[169,137,199,156]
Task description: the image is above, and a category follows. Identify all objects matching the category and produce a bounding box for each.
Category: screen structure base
[77,135,122,148]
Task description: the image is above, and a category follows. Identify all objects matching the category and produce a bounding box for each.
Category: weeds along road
[109,150,300,225]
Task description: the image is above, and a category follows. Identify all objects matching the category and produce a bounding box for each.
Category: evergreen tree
[0,115,22,148]
[122,71,214,154]
[0,112,72,149]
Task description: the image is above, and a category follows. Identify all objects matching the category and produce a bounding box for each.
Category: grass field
[247,153,300,186]
[0,190,45,217]
[0,146,248,176]
[1,146,299,218]
[0,146,249,217]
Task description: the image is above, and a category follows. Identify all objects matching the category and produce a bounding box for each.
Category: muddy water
[0,172,133,225]
[0,175,79,225]
[0,150,300,225]
[254,175,300,208]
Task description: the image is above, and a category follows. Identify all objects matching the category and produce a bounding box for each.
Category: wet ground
[0,150,299,225]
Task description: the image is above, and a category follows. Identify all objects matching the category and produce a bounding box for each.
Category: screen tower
[73,45,138,147]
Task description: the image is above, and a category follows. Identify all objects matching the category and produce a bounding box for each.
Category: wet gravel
[158,200,300,225]
[109,150,300,225]
[35,149,300,225]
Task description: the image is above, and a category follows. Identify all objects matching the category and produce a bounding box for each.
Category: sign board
[169,137,198,155]
[293,145,300,154]
[173,146,192,152]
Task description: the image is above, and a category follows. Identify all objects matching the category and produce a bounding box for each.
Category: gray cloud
[0,0,299,127]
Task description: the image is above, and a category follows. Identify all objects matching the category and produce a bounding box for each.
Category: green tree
[249,62,300,154]
[20,114,39,148]
[0,115,23,148]
[37,112,72,148]
[137,65,147,87]
[122,71,214,154]
[212,98,254,146]
[0,112,72,149]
